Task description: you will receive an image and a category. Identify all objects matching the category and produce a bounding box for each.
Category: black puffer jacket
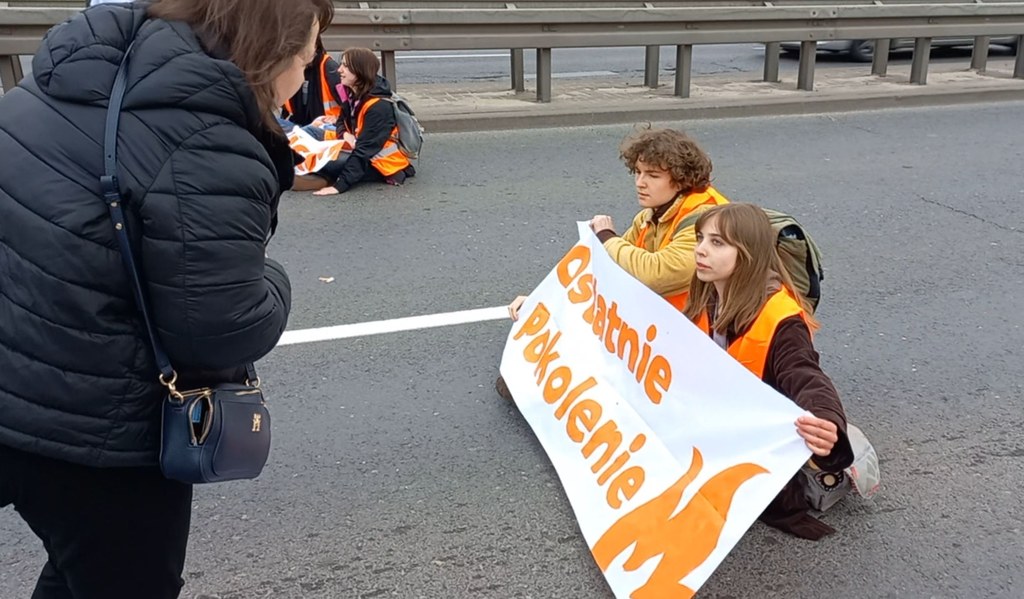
[0,4,292,467]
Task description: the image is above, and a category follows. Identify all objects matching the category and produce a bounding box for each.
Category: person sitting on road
[506,127,730,320]
[683,202,855,540]
[497,128,731,399]
[281,35,343,130]
[295,47,416,194]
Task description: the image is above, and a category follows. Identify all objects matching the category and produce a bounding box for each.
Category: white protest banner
[499,223,812,598]
[286,125,352,176]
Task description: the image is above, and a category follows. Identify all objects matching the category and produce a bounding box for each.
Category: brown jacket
[757,316,854,540]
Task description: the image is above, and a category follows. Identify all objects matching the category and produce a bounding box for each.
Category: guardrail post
[910,37,931,84]
[871,39,891,76]
[380,50,397,90]
[763,42,780,83]
[797,41,816,91]
[644,46,660,88]
[674,44,692,97]
[1016,35,1024,78]
[511,49,525,92]
[1,56,24,94]
[536,48,552,103]
[970,36,990,72]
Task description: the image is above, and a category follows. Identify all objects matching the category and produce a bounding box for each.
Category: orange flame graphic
[592,448,767,598]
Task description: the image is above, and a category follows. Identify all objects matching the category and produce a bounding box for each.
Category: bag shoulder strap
[671,209,704,239]
[100,44,176,385]
[667,191,727,242]
[100,47,258,390]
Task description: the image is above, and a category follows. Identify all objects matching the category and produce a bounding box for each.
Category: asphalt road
[2,102,1023,598]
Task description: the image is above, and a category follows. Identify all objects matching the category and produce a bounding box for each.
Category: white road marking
[396,53,509,60]
[277,306,509,346]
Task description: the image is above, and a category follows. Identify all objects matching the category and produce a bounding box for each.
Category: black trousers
[0,443,193,599]
[315,155,415,188]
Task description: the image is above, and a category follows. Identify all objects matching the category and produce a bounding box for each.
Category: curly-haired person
[506,128,730,321]
[497,128,731,400]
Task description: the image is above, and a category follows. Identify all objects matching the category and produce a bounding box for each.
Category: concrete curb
[418,84,1024,133]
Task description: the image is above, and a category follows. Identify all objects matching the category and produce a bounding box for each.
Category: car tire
[847,40,875,62]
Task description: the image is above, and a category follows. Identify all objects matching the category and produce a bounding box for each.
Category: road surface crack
[917,195,1021,235]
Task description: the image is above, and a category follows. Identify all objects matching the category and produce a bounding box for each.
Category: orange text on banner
[514,302,647,509]
[555,245,673,405]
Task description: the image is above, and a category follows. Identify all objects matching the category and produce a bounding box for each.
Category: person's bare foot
[313,186,341,196]
[292,174,329,192]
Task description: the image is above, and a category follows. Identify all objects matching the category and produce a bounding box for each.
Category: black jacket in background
[0,4,292,467]
[332,76,400,192]
[283,47,343,126]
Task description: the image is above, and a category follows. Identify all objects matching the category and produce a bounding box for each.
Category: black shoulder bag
[101,45,271,484]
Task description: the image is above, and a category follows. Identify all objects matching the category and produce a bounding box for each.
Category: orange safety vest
[695,288,805,380]
[352,97,410,177]
[283,54,341,121]
[634,187,730,310]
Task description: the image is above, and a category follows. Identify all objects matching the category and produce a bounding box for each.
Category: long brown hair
[341,48,381,99]
[682,203,816,335]
[148,0,334,129]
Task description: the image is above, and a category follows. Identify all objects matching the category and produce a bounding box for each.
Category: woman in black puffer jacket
[0,0,331,596]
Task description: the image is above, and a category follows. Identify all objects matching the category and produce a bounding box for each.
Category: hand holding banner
[500,223,812,598]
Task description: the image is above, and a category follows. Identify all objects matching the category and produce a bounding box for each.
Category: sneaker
[495,376,514,401]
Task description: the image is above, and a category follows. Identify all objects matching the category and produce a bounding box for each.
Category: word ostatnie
[556,244,673,405]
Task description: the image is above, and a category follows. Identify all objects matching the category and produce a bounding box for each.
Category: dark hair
[342,48,381,99]
[620,128,713,193]
[148,0,334,129]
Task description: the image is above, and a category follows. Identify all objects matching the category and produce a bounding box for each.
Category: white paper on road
[500,223,811,598]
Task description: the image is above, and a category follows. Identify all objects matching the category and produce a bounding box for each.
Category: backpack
[763,208,824,314]
[675,206,824,313]
[383,93,425,159]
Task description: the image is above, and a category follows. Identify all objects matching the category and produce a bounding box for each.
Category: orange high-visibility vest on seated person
[283,54,341,121]
[695,288,806,380]
[634,187,730,310]
[316,54,342,120]
[353,97,410,177]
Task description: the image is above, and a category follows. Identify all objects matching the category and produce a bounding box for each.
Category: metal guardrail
[323,2,1024,95]
[2,2,1023,101]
